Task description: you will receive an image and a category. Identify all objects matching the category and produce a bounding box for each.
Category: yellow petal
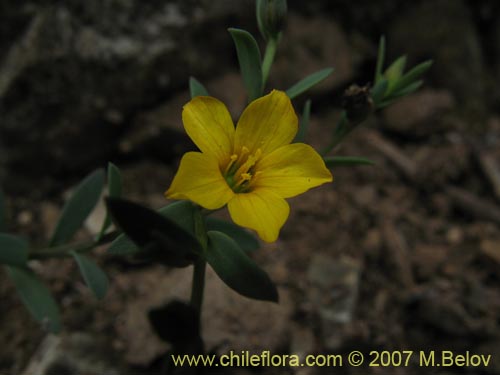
[254,143,333,198]
[165,152,234,209]
[234,90,298,156]
[183,96,235,165]
[228,190,289,242]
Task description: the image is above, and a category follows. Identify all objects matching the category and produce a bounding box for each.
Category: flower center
[223,147,262,193]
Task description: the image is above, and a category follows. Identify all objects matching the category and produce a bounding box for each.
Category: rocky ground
[1,0,500,374]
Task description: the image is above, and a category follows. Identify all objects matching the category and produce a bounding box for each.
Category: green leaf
[324,156,375,168]
[380,80,424,108]
[6,266,61,333]
[375,35,386,82]
[107,233,138,256]
[370,78,388,107]
[206,218,259,253]
[391,60,433,94]
[228,28,263,101]
[294,99,312,143]
[189,77,209,98]
[106,198,200,267]
[158,201,197,235]
[392,79,424,98]
[71,251,109,299]
[205,231,278,302]
[0,188,6,232]
[50,169,105,246]
[286,68,334,99]
[99,163,122,239]
[107,201,198,257]
[384,55,407,94]
[0,234,29,267]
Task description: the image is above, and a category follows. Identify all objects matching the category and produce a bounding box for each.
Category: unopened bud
[342,84,374,124]
[257,0,287,40]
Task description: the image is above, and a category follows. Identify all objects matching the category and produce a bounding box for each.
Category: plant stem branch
[190,206,209,325]
[261,36,278,88]
[29,231,120,260]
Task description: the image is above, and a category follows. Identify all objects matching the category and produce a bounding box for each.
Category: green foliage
[384,55,407,94]
[286,68,334,99]
[6,266,61,333]
[99,163,123,239]
[50,169,105,246]
[71,251,109,299]
[106,198,200,267]
[205,231,278,302]
[107,232,139,256]
[324,156,375,168]
[370,79,388,107]
[0,234,29,267]
[159,201,197,235]
[294,99,312,143]
[228,28,263,101]
[372,36,432,110]
[189,77,209,98]
[205,217,259,253]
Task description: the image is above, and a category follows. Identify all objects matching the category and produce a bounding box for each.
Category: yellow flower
[165,90,332,242]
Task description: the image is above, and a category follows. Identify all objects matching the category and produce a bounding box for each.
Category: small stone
[307,254,361,350]
[446,226,464,245]
[17,210,33,226]
[480,239,500,264]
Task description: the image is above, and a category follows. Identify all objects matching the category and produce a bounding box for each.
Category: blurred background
[1,0,500,374]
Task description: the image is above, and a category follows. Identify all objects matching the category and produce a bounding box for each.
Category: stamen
[234,172,252,189]
[224,154,238,174]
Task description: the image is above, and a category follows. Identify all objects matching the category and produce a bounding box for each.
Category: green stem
[261,36,279,88]
[321,111,349,156]
[190,257,206,320]
[191,206,209,324]
[29,231,120,260]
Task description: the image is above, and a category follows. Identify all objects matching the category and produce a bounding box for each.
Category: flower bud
[257,0,287,40]
[342,84,374,124]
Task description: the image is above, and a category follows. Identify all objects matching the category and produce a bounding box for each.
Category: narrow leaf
[51,169,105,246]
[107,233,138,256]
[189,77,209,98]
[294,99,312,142]
[392,60,433,94]
[381,80,424,108]
[206,218,259,253]
[6,266,61,333]
[0,188,6,232]
[375,35,386,82]
[228,28,263,101]
[286,68,334,99]
[71,251,109,299]
[384,55,407,94]
[99,163,122,239]
[106,198,200,267]
[370,79,388,108]
[205,231,278,302]
[0,234,29,266]
[391,79,424,98]
[158,201,197,235]
[107,201,198,257]
[324,156,376,168]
